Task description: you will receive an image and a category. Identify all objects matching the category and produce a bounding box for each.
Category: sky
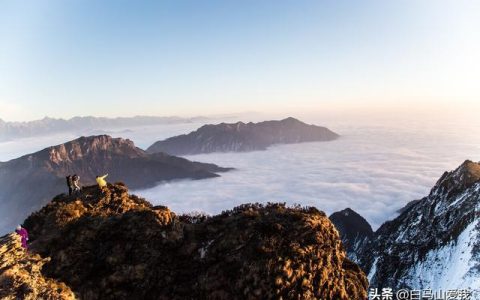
[0,0,479,121]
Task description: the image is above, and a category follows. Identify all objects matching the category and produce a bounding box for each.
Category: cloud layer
[1,116,479,230]
[134,118,480,230]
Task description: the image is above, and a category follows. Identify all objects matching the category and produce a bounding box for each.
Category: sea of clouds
[1,114,479,230]
[132,115,480,230]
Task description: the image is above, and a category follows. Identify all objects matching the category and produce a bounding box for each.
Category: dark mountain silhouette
[0,135,232,235]
[0,115,208,141]
[0,184,368,299]
[336,160,480,293]
[329,208,373,261]
[147,117,339,156]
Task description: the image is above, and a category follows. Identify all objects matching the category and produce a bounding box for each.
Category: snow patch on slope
[405,220,480,293]
[368,257,379,283]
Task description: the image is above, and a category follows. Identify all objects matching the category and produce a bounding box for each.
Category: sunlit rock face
[0,233,75,300]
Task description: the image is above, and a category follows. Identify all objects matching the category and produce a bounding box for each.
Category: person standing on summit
[72,174,81,194]
[96,174,108,189]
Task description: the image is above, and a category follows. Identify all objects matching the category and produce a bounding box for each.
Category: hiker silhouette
[66,175,73,196]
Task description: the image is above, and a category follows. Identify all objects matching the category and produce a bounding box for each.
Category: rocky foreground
[0,184,367,299]
[0,234,74,299]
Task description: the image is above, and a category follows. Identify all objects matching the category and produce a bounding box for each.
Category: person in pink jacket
[15,225,29,252]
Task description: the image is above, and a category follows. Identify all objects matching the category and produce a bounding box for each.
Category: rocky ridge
[0,184,368,299]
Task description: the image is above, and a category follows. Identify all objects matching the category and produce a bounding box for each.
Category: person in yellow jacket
[96,174,108,189]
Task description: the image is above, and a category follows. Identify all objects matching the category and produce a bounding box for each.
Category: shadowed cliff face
[329,208,374,262]
[0,135,231,235]
[1,184,368,300]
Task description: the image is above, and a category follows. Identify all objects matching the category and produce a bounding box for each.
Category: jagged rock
[431,160,480,198]
[147,117,339,155]
[1,185,368,299]
[0,135,232,235]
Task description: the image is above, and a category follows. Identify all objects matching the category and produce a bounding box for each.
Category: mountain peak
[280,117,302,123]
[70,135,136,151]
[432,160,480,197]
[147,118,339,155]
[329,208,373,260]
[453,159,480,180]
[70,134,131,144]
[338,207,357,217]
[40,135,141,165]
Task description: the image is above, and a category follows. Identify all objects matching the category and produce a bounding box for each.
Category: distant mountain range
[0,115,209,141]
[0,135,232,235]
[147,117,339,156]
[330,160,480,294]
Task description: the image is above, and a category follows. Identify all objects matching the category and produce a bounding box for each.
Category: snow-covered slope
[357,160,480,295]
[405,220,479,290]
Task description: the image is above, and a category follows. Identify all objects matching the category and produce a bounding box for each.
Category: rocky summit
[0,184,368,300]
